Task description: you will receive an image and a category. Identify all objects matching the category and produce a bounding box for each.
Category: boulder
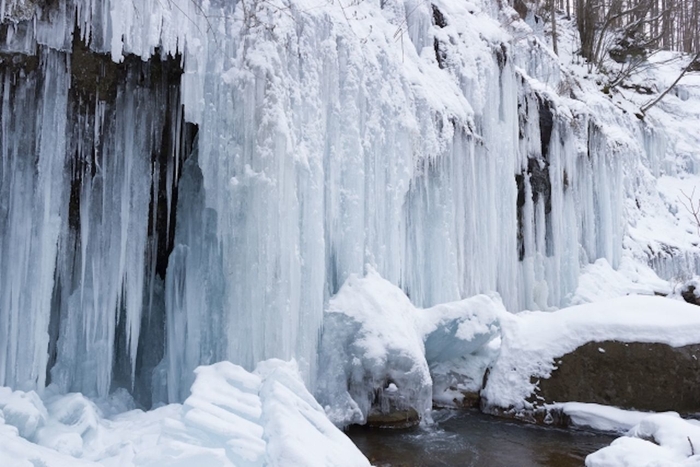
[534,341,700,413]
[317,269,505,428]
[481,296,700,419]
[315,269,432,428]
[366,408,420,429]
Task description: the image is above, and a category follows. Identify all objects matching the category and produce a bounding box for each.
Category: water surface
[348,410,616,466]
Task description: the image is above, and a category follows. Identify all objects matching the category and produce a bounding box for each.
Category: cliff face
[0,0,695,407]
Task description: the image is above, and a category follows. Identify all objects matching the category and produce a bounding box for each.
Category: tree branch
[641,51,700,114]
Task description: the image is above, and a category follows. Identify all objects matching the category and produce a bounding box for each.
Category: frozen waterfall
[0,0,683,406]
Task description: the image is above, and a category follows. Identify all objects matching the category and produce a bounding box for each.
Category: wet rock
[679,281,700,306]
[533,341,700,414]
[456,391,481,409]
[484,403,573,428]
[366,408,420,429]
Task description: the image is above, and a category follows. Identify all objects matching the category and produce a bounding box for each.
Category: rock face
[534,341,700,413]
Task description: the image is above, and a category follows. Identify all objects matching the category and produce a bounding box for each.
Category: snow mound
[317,268,504,426]
[568,258,671,306]
[587,413,700,467]
[0,360,369,466]
[482,295,700,411]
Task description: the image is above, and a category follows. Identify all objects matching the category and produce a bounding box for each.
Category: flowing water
[348,410,616,467]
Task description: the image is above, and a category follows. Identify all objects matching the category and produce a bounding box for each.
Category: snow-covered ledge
[482,295,700,418]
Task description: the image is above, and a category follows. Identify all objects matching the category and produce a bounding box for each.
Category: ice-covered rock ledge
[316,268,503,428]
[482,295,700,419]
[0,360,370,466]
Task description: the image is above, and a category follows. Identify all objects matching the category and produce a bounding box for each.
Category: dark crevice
[46,275,62,386]
[515,157,553,261]
[151,109,199,279]
[495,43,508,71]
[434,37,447,69]
[431,4,447,28]
[516,173,526,261]
[537,94,554,160]
[516,95,556,261]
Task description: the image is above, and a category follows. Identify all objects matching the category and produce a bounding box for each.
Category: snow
[482,295,700,411]
[0,360,370,466]
[567,257,670,305]
[587,413,700,467]
[549,402,662,433]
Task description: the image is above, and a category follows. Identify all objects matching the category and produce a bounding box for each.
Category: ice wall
[0,0,683,405]
[0,25,194,404]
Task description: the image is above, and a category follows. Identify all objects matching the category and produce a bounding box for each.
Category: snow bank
[0,360,369,466]
[568,258,671,305]
[482,295,700,411]
[549,402,662,433]
[587,413,700,467]
[317,268,504,426]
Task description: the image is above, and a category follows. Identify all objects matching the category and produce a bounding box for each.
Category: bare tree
[678,188,700,237]
[568,0,697,69]
[550,0,559,55]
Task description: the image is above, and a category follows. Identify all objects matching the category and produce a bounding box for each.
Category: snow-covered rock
[316,268,433,428]
[482,295,700,414]
[418,296,502,408]
[317,268,504,427]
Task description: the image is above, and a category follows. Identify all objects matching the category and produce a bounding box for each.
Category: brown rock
[366,408,420,429]
[532,341,700,413]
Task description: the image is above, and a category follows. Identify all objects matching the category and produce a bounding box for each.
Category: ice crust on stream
[1,0,700,463]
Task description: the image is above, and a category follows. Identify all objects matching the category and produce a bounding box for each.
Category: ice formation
[0,359,370,466]
[0,0,699,436]
[316,268,503,426]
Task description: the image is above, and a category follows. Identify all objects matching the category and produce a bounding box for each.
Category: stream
[348,409,616,466]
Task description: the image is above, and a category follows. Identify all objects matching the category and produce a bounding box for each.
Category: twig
[688,436,695,456]
[679,187,700,237]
